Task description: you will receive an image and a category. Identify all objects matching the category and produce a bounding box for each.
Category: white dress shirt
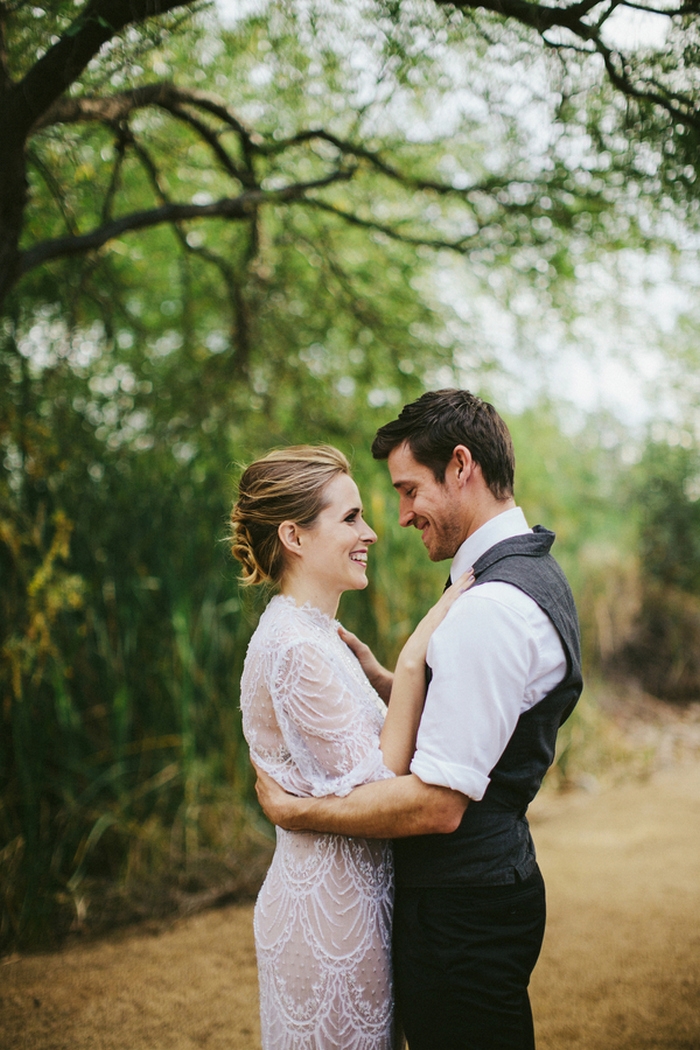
[409,507,567,801]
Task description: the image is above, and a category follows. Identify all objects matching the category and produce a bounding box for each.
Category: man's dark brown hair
[371,388,515,499]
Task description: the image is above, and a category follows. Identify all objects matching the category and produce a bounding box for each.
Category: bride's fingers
[338,625,364,654]
[428,569,474,618]
[443,568,475,600]
[418,569,475,632]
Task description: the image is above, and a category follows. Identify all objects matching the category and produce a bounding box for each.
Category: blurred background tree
[2,0,700,949]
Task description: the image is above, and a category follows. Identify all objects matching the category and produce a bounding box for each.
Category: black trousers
[392,867,546,1050]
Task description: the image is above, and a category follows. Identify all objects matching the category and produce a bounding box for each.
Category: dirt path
[2,762,699,1050]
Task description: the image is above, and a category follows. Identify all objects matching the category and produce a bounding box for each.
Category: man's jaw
[415,518,455,562]
[415,519,435,554]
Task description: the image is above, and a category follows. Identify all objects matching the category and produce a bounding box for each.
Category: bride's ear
[278,520,303,557]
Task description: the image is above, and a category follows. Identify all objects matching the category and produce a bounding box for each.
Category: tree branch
[443,0,692,47]
[33,82,256,144]
[0,3,11,98]
[18,172,354,275]
[443,0,700,135]
[101,126,130,223]
[33,81,258,184]
[38,87,502,198]
[190,243,253,376]
[303,199,480,253]
[26,148,80,236]
[166,102,254,186]
[8,0,197,139]
[441,0,599,38]
[138,127,255,376]
[263,128,516,200]
[597,41,700,130]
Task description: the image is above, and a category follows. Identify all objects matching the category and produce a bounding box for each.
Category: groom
[255,389,583,1050]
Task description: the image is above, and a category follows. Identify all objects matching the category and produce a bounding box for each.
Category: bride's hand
[399,568,475,667]
[433,567,476,618]
[338,626,393,703]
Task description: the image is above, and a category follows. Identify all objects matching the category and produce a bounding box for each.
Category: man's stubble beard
[423,514,465,563]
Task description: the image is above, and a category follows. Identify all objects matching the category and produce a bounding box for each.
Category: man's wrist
[278,794,316,832]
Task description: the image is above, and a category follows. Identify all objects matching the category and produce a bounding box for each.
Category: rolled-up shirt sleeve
[409,583,566,801]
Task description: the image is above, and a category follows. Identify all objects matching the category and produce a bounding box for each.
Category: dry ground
[2,761,699,1050]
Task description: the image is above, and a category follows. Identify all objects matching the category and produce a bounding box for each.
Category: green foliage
[5,0,700,950]
[632,440,700,593]
[606,436,700,701]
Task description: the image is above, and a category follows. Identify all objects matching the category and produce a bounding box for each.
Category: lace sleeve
[270,640,391,798]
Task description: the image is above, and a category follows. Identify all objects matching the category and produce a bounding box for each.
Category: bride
[230,445,472,1050]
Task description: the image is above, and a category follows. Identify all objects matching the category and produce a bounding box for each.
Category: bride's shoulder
[252,594,312,648]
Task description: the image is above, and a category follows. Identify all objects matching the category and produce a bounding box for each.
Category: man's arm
[254,764,469,839]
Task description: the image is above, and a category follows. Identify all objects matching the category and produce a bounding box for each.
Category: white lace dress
[240,594,396,1050]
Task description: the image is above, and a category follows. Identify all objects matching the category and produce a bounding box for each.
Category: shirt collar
[450,506,531,582]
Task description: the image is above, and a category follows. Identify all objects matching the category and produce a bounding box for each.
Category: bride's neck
[280,570,340,619]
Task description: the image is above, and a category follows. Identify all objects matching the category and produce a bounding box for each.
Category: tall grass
[0,488,272,949]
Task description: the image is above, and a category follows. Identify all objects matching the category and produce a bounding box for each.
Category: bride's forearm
[379,653,426,775]
[379,570,475,775]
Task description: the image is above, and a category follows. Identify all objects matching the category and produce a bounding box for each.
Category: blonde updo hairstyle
[230,445,351,586]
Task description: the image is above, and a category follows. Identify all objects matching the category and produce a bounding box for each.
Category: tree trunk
[0,117,28,314]
[0,0,197,314]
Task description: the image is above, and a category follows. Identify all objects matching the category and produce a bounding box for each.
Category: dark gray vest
[395,526,583,887]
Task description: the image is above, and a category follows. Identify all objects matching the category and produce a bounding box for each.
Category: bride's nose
[363,522,378,545]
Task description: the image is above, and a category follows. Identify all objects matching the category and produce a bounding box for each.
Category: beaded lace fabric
[240,595,396,1050]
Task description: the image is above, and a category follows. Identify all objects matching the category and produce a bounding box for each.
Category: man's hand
[338,626,393,703]
[254,762,306,830]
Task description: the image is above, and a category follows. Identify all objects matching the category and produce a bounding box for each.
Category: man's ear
[452,445,475,486]
[278,520,303,556]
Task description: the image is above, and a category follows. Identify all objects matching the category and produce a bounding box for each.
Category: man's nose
[398,502,414,528]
